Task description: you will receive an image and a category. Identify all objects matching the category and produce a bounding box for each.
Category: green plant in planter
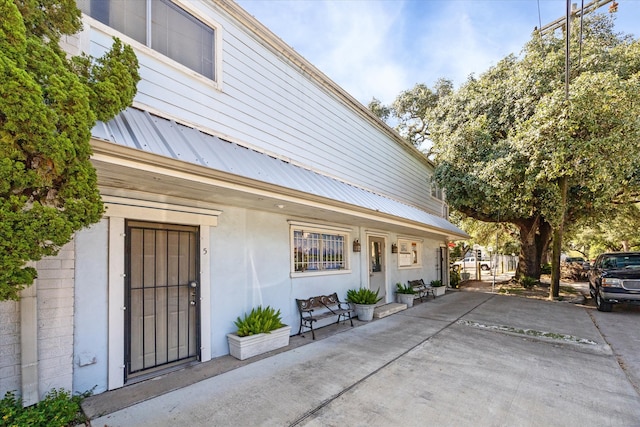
[395,283,416,294]
[234,306,284,337]
[429,280,443,287]
[346,287,382,305]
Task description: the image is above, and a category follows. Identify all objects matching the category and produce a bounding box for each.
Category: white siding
[80,3,445,215]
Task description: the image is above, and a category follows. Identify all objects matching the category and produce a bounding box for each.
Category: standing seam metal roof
[91,108,466,237]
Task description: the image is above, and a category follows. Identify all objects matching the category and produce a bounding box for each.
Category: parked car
[588,252,640,311]
[452,257,492,271]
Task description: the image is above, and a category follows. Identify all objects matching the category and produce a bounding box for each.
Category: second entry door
[368,236,386,303]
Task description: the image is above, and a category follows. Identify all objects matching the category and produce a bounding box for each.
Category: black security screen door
[125,221,200,380]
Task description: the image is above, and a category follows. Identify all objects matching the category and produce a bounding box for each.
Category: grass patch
[560,285,579,295]
[457,320,597,345]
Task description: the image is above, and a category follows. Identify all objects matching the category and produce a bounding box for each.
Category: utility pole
[539,0,618,299]
[536,0,616,36]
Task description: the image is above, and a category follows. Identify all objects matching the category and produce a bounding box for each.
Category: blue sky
[236,0,640,105]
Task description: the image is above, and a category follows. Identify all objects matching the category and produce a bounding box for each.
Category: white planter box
[227,325,291,360]
[432,286,446,297]
[396,293,414,308]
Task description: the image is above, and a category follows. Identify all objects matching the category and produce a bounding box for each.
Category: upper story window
[429,175,443,200]
[290,222,350,275]
[78,0,216,81]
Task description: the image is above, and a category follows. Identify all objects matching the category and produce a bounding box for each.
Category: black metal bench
[296,293,354,340]
[408,279,435,301]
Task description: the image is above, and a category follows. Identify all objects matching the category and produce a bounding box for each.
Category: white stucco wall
[67,197,448,393]
[73,220,109,395]
[208,207,362,357]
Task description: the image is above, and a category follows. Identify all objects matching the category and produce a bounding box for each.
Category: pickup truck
[452,257,491,271]
[588,252,640,312]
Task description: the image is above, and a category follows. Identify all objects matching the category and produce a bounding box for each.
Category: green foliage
[0,388,89,427]
[568,203,640,257]
[449,269,461,289]
[429,280,443,288]
[346,287,382,305]
[234,306,284,337]
[520,276,538,289]
[540,263,552,275]
[367,97,391,121]
[382,13,640,280]
[395,283,416,294]
[0,0,140,300]
[390,79,453,151]
[453,214,521,257]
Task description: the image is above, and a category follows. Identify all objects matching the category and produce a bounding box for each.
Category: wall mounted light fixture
[353,239,361,252]
[391,243,398,253]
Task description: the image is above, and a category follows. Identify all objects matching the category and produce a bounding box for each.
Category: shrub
[540,263,552,275]
[0,389,88,427]
[234,306,284,337]
[346,287,382,305]
[449,270,461,288]
[395,283,416,294]
[520,276,537,289]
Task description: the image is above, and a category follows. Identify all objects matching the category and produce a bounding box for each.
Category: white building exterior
[0,0,466,402]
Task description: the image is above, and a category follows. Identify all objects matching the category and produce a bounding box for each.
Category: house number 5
[202,248,208,255]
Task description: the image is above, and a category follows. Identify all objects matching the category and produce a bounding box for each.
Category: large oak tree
[378,14,640,284]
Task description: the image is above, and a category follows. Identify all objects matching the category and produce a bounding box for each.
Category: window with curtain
[78,0,216,81]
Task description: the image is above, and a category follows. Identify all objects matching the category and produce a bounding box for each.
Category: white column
[107,217,125,390]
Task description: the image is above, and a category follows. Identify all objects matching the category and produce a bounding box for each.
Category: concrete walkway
[88,292,640,426]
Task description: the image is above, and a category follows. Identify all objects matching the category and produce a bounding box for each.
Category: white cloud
[237,0,640,106]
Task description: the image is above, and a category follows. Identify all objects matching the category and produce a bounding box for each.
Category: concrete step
[373,302,406,319]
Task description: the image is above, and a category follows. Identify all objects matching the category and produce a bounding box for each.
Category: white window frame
[289,221,352,277]
[79,0,223,89]
[428,174,443,201]
[397,237,423,269]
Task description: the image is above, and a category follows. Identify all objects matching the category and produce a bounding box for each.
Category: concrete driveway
[90,292,640,426]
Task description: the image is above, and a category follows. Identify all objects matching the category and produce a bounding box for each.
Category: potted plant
[227,305,291,360]
[429,279,446,297]
[395,282,416,308]
[346,287,382,322]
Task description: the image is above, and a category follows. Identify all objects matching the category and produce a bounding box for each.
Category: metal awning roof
[91,108,467,239]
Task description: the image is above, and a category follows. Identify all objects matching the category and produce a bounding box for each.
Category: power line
[536,0,615,36]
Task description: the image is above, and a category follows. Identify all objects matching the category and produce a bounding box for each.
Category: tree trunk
[515,216,552,280]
